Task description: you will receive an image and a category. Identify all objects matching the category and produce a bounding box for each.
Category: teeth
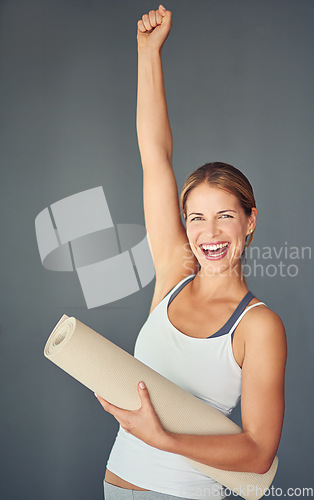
[201,243,228,251]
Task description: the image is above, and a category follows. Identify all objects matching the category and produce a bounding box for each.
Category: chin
[200,259,242,279]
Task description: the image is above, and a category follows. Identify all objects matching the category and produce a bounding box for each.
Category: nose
[204,219,220,239]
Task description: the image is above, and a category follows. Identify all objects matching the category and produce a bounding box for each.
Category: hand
[137,5,172,51]
[95,382,170,450]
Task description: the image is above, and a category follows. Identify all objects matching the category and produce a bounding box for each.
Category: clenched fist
[137,5,172,51]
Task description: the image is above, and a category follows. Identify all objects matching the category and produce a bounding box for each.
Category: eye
[190,216,203,221]
[219,214,233,219]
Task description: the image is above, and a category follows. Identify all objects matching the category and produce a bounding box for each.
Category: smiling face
[185,182,256,277]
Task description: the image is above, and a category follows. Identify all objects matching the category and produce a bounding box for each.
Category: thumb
[138,381,151,405]
[159,5,172,23]
[159,5,166,17]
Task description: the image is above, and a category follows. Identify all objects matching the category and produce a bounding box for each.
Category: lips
[199,242,230,261]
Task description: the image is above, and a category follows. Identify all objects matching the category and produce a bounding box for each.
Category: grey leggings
[104,482,192,500]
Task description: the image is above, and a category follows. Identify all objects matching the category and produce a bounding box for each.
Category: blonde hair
[180,162,256,246]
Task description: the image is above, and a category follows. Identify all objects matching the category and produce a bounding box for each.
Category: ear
[247,207,257,235]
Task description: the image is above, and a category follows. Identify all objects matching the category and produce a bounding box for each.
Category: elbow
[245,436,276,474]
[250,454,276,475]
[245,432,277,474]
[253,462,272,475]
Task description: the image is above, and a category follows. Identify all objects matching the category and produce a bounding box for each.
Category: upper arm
[143,160,198,297]
[240,308,287,471]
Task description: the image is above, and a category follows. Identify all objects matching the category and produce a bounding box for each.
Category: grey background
[0,0,313,499]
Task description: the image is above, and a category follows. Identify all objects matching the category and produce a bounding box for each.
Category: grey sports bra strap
[209,291,255,338]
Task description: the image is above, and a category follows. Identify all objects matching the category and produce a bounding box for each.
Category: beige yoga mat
[44,315,278,500]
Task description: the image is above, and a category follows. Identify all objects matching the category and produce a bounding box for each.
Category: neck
[193,263,248,300]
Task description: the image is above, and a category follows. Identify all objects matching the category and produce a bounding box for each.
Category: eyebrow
[187,212,203,218]
[187,210,237,217]
[217,210,237,214]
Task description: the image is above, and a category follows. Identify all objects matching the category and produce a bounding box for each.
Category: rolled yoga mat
[44,315,278,500]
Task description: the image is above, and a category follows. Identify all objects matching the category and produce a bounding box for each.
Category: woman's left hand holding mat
[95,383,170,450]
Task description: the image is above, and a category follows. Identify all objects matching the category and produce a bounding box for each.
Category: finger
[156,10,162,25]
[95,394,126,416]
[95,393,115,413]
[137,20,147,33]
[148,10,157,28]
[142,14,152,32]
[137,381,152,407]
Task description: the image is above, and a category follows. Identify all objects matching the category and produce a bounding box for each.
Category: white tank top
[106,275,265,499]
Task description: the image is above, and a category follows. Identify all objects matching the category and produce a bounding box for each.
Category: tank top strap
[167,275,195,305]
[230,301,266,340]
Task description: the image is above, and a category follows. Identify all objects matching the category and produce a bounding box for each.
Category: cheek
[186,224,198,243]
[224,221,246,242]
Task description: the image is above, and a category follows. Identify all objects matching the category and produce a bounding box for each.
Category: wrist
[161,431,178,453]
[137,44,162,57]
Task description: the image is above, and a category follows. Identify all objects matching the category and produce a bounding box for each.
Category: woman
[95,5,287,500]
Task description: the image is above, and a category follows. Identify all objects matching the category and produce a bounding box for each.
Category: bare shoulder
[242,301,285,338]
[239,301,287,364]
[243,298,284,329]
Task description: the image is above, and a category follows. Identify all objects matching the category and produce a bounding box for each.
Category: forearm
[137,47,173,166]
[163,431,272,474]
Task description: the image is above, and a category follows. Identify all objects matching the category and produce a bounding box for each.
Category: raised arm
[137,6,197,305]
